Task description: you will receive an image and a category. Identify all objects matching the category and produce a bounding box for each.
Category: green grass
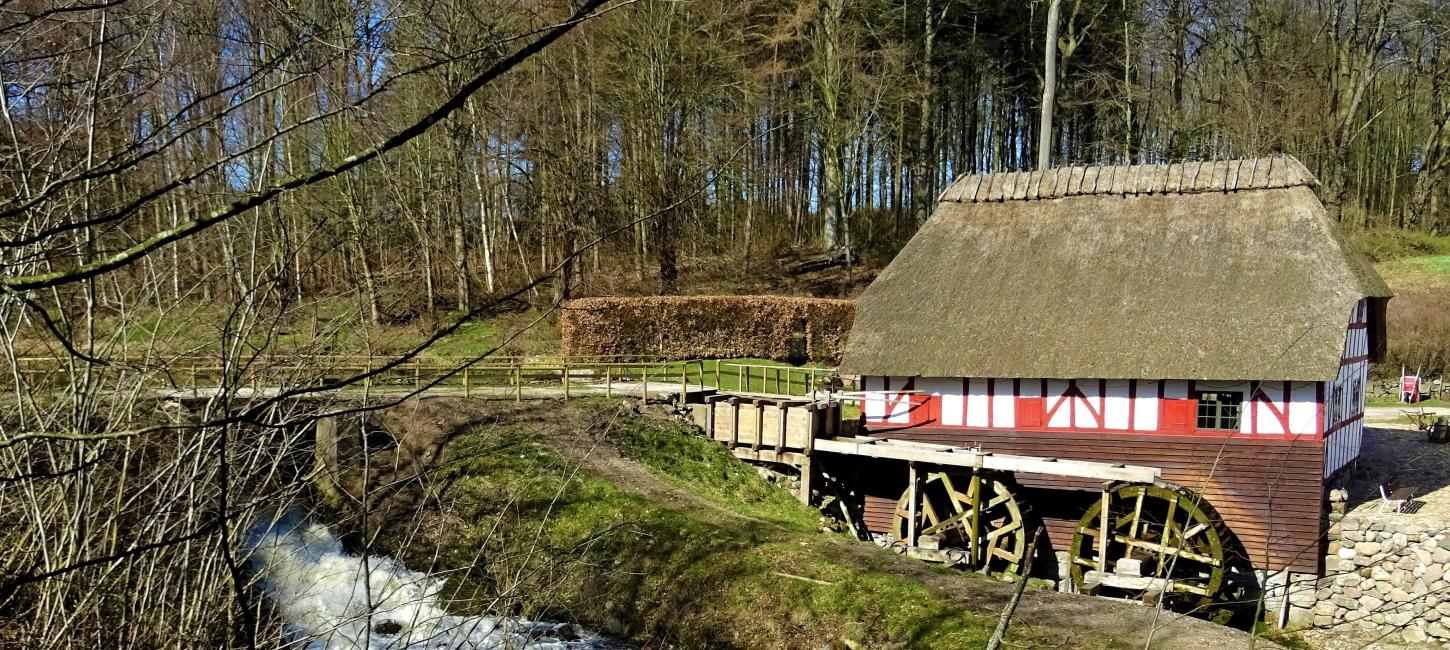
[1347,228,1450,263]
[382,408,1043,649]
[1381,254,1450,274]
[1366,395,1450,408]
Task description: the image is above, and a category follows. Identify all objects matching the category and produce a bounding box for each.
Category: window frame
[1193,390,1244,432]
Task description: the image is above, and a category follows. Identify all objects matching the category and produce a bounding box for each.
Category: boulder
[1403,627,1430,643]
[1386,610,1414,627]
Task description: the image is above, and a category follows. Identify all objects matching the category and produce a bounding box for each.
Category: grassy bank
[338,399,1279,650]
[386,408,1012,648]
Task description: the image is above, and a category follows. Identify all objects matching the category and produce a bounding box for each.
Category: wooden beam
[798,455,813,506]
[775,404,788,453]
[907,462,920,547]
[1098,483,1111,573]
[728,397,740,448]
[730,447,806,465]
[752,401,765,450]
[812,437,1159,483]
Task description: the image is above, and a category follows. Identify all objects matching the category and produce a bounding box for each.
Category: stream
[246,515,629,649]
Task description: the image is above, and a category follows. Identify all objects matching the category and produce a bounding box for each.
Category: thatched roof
[840,157,1392,381]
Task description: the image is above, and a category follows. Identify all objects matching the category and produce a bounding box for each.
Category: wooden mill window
[1194,390,1242,431]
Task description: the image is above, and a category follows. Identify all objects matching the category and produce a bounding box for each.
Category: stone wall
[1306,514,1450,644]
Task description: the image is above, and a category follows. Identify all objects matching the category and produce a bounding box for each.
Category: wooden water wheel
[892,470,1032,576]
[1069,483,1229,609]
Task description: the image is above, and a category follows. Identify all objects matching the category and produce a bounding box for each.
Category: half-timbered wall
[1325,299,1370,478]
[862,376,1322,437]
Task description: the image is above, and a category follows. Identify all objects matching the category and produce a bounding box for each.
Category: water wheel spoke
[921,498,943,529]
[921,507,973,536]
[1171,581,1211,596]
[986,519,1021,539]
[1180,523,1208,540]
[991,546,1020,563]
[936,473,968,511]
[1114,534,1223,566]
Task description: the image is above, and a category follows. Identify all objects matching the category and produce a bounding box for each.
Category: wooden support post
[968,473,983,566]
[775,404,788,453]
[605,366,612,398]
[798,454,813,506]
[680,366,687,405]
[907,462,920,547]
[314,417,339,474]
[642,365,649,401]
[737,365,744,392]
[414,361,422,390]
[728,397,741,448]
[514,366,522,402]
[1098,483,1112,573]
[463,367,471,398]
[804,404,819,453]
[752,401,764,450]
[563,363,570,401]
[714,360,722,390]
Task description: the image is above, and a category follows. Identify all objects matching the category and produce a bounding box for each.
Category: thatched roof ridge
[938,157,1317,203]
[841,156,1391,381]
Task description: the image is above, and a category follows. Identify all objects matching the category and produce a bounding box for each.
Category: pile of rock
[1313,515,1450,643]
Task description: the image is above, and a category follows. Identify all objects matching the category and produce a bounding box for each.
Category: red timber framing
[862,376,1323,438]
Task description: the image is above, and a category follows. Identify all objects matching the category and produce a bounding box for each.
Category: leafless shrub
[559,296,854,363]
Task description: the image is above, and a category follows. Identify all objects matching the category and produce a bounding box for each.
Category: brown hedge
[560,295,856,363]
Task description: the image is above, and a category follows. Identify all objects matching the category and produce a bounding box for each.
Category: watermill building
[839,156,1392,599]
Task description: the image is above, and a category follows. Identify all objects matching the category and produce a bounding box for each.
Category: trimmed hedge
[560,295,855,363]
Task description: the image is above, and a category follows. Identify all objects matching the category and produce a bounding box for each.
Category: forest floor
[330,397,1290,650]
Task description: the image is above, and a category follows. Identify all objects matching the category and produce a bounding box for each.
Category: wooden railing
[8,355,851,401]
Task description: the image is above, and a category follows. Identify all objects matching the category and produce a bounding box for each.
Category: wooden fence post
[463,367,471,398]
[679,366,687,404]
[641,365,649,401]
[714,360,722,390]
[515,365,522,402]
[605,366,612,398]
[563,363,570,401]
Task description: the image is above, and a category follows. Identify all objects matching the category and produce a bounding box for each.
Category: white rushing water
[245,516,627,650]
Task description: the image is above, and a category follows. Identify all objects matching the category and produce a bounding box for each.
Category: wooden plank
[759,400,771,446]
[731,448,806,465]
[798,455,812,506]
[812,437,1160,483]
[907,462,919,546]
